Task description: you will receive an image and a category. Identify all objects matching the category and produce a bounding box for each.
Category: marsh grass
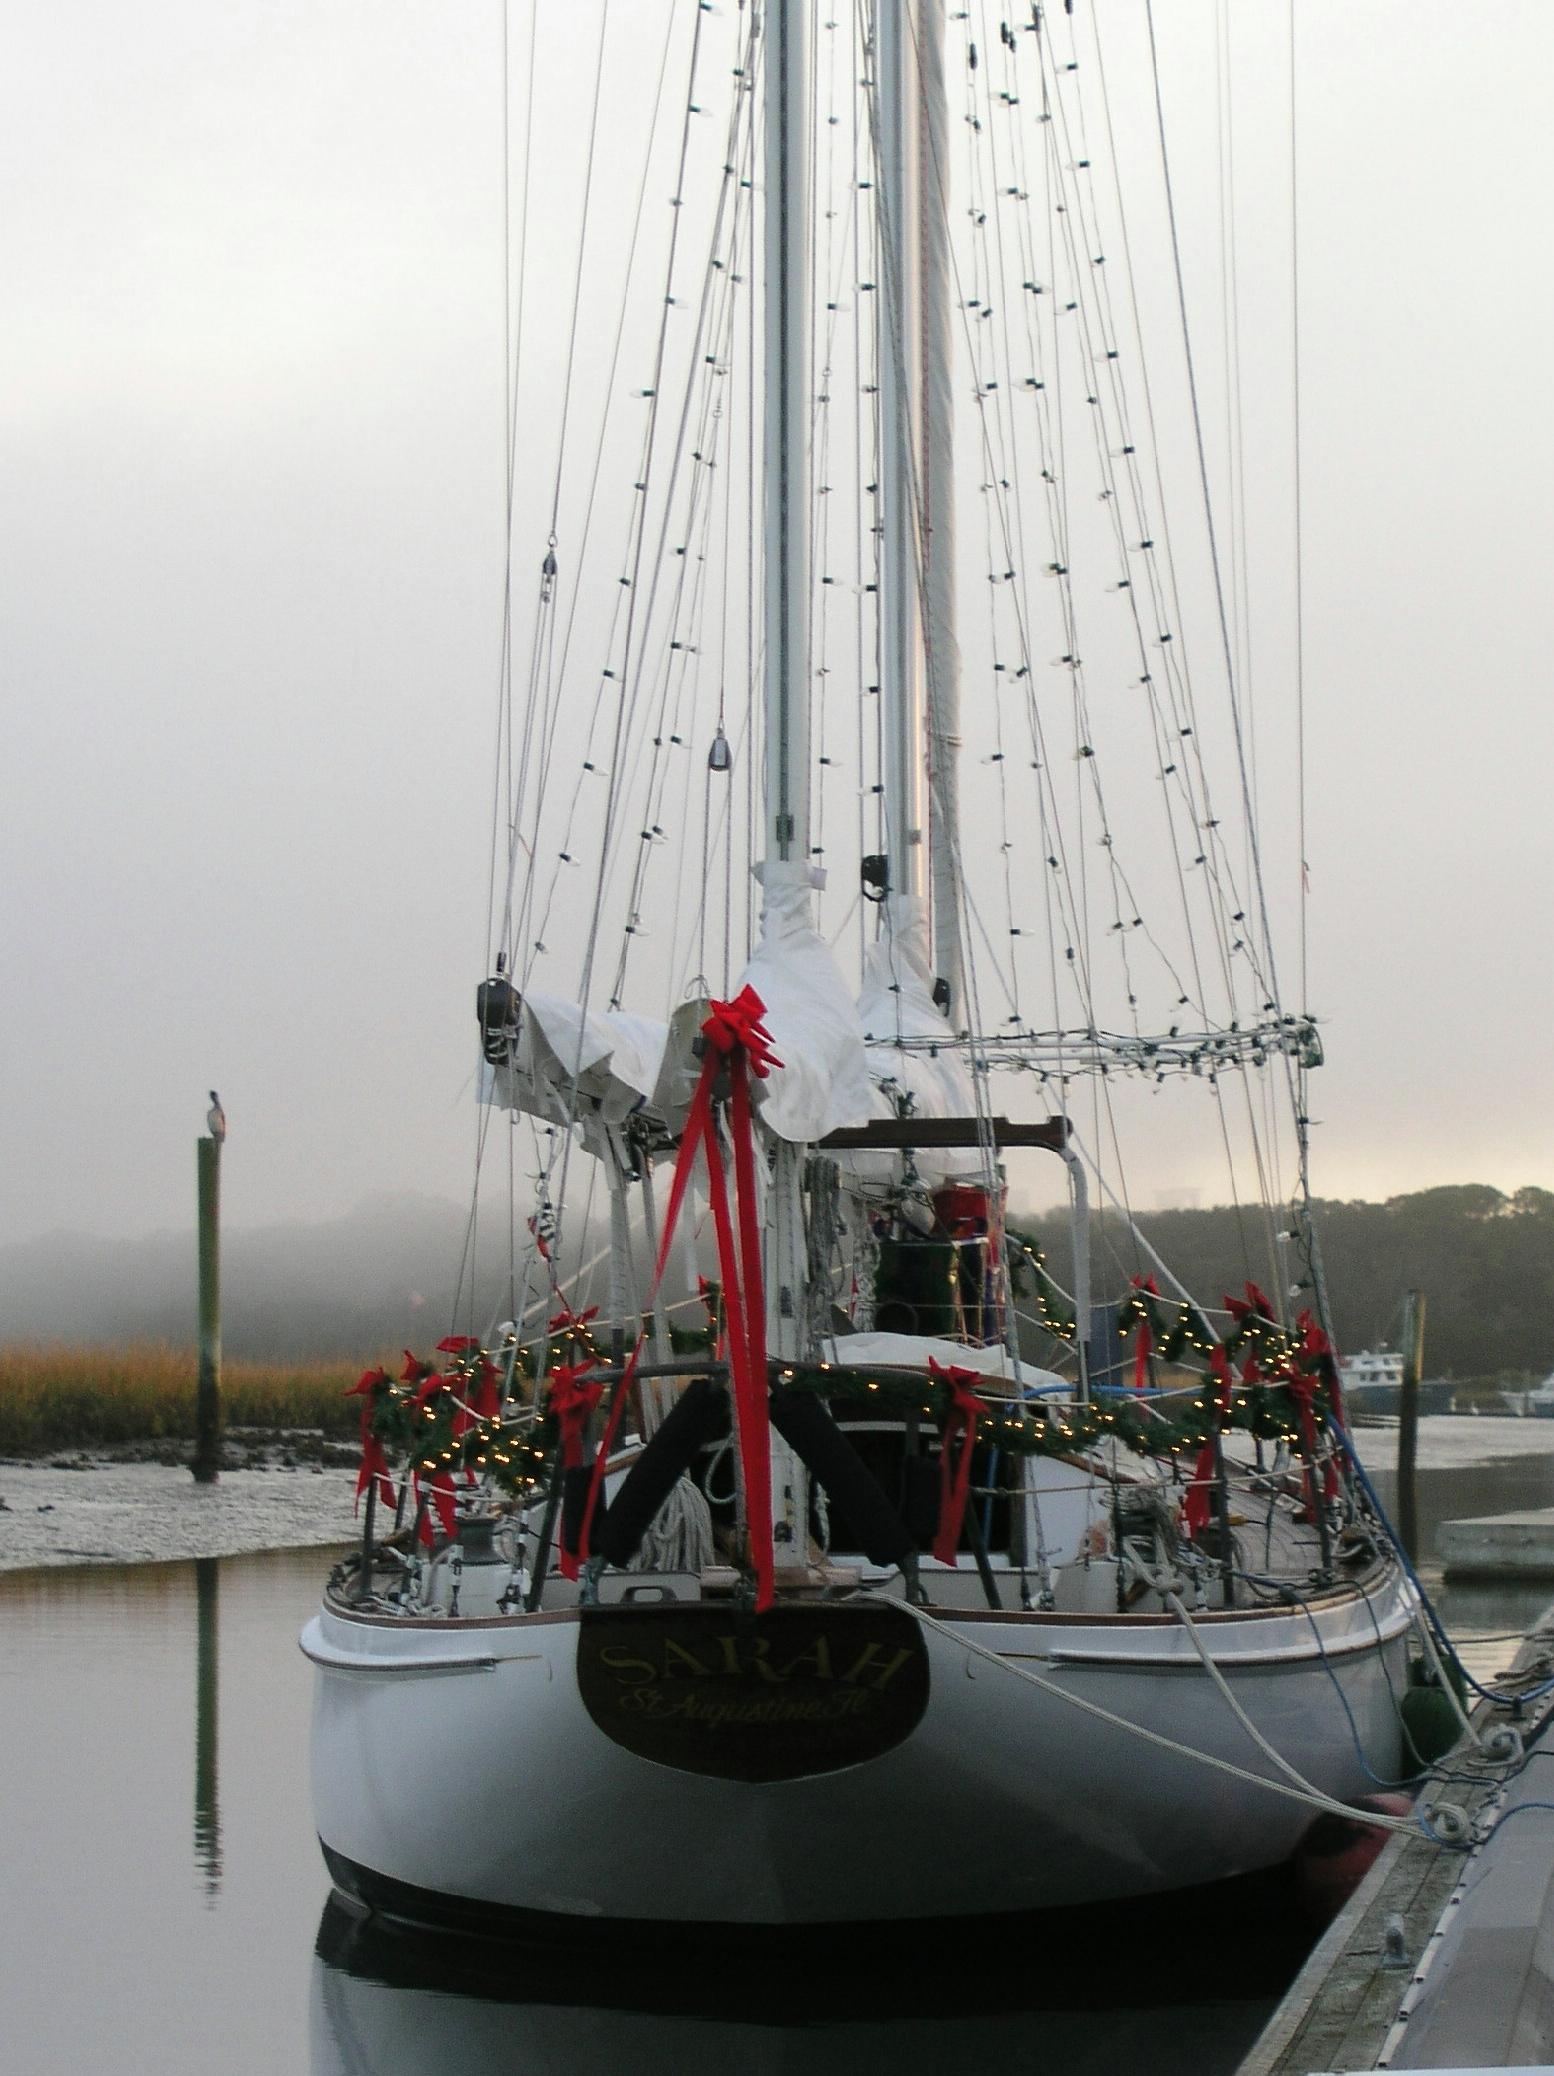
[0,1342,369,1456]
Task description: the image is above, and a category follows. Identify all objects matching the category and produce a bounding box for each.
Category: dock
[1439,1508,1554,1581]
[1236,1610,1554,2074]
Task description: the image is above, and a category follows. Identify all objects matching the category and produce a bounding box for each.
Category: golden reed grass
[0,1342,371,1455]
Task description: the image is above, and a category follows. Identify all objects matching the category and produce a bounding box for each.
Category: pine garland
[354,1258,1337,1507]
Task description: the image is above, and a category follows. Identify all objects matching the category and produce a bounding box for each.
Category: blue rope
[1274,1584,1489,1797]
[1332,1422,1554,1708]
[1473,1798,1554,1848]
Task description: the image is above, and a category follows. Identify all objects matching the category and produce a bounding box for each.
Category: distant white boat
[1502,1373,1554,1418]
[1340,1349,1405,1397]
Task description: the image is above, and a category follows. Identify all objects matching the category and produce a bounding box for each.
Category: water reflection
[194,1555,221,1896]
[310,1894,1285,2076]
[4,1441,1554,2076]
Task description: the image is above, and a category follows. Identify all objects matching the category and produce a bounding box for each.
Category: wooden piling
[193,1134,223,1483]
[1396,1287,1426,1564]
[193,1556,221,1893]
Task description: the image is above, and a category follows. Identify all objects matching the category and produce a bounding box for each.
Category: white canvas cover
[479,991,670,1155]
[847,894,984,1185]
[484,862,878,1150]
[818,1330,1066,1394]
[739,860,877,1142]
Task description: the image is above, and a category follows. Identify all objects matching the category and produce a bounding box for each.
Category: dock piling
[193,1131,223,1483]
[1396,1288,1425,1564]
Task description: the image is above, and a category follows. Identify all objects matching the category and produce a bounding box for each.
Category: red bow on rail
[929,1360,988,1566]
[345,1367,397,1515]
[1183,1346,1233,1540]
[578,988,783,1610]
[548,1363,605,1581]
[1130,1275,1160,1396]
[547,1304,600,1337]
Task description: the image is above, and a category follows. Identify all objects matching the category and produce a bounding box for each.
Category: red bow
[1225,1281,1277,1327]
[1183,1346,1233,1539]
[411,1370,449,1412]
[413,1465,458,1546]
[547,1363,604,1580]
[1286,1313,1342,1501]
[1130,1275,1159,1395]
[436,1335,481,1356]
[578,987,781,1610]
[345,1368,397,1514]
[1297,1308,1332,1359]
[548,1303,600,1336]
[700,985,783,1078]
[930,1360,987,1566]
[472,1359,503,1423]
[548,1365,605,1472]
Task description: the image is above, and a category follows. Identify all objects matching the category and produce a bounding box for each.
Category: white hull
[305,1569,1414,1929]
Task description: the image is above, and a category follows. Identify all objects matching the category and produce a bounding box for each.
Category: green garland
[1006,1230,1302,1372]
[356,1255,1334,1509]
[769,1359,1330,1461]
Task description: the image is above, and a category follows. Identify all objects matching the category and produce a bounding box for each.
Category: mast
[918,4,963,1016]
[878,1,963,1014]
[876,3,926,915]
[763,0,810,865]
[759,1,811,1582]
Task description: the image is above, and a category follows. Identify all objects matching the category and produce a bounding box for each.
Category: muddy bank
[0,1453,359,1572]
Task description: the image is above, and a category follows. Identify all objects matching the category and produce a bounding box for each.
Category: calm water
[2,1446,1548,2076]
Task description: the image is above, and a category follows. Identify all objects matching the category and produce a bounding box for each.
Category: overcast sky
[5,0,1553,1254]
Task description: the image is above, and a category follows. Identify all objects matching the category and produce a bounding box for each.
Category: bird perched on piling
[207,1090,227,1142]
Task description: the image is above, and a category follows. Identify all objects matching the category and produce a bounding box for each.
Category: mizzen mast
[762,0,811,867]
[876,2,963,1017]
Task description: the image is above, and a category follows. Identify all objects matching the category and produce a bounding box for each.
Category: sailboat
[305,0,1428,1935]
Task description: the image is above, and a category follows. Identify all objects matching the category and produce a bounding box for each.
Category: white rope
[632,1474,715,1574]
[901,1596,1444,1838]
[1160,1587,1393,1802]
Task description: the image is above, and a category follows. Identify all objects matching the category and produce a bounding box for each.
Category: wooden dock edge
[1233,1820,1436,2076]
[1236,1612,1554,2076]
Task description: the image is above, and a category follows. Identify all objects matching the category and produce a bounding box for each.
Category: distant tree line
[5,1185,1551,1383]
[1015,1184,1554,1384]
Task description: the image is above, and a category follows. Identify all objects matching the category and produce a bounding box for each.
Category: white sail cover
[849,894,982,1184]
[820,1330,1065,1393]
[479,991,675,1155]
[740,860,876,1141]
[484,861,878,1149]
[483,882,987,1166]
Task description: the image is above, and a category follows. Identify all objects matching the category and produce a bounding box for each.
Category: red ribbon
[472,1359,503,1424]
[1183,1346,1233,1539]
[345,1368,397,1515]
[930,1360,988,1565]
[1280,1370,1324,1518]
[550,1364,604,1471]
[1297,1308,1346,1440]
[410,1371,449,1413]
[548,1304,600,1336]
[578,988,782,1609]
[436,1335,481,1355]
[1224,1281,1278,1328]
[1130,1275,1159,1395]
[413,1466,458,1546]
[546,1363,605,1580]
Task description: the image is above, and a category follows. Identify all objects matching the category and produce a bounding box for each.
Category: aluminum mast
[877,1,963,1015]
[762,0,810,865]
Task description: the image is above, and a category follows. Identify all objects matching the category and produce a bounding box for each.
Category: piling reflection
[193,1554,222,1896]
[310,1893,1292,2076]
